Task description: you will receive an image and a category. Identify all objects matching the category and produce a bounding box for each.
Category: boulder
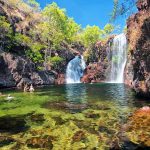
[27,136,53,149]
[55,73,65,85]
[81,63,106,83]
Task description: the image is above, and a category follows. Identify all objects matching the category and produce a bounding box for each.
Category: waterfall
[66,55,86,84]
[109,33,127,83]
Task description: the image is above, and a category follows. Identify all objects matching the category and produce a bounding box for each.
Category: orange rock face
[81,63,105,83]
[55,74,65,85]
[125,0,150,97]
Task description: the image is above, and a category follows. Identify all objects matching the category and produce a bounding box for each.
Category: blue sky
[36,0,137,32]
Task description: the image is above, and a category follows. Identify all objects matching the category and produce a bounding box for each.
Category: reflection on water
[66,84,87,103]
[65,84,87,113]
[1,83,149,114]
[65,83,149,112]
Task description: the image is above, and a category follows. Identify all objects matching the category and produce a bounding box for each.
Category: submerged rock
[72,130,86,142]
[98,126,115,134]
[29,114,45,123]
[44,101,88,113]
[125,107,150,147]
[74,120,98,135]
[90,103,111,110]
[85,112,100,119]
[0,115,29,133]
[52,116,66,125]
[27,136,53,149]
[122,141,150,150]
[0,136,15,147]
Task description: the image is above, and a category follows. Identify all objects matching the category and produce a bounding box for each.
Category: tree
[80,25,101,48]
[36,2,80,69]
[32,2,65,69]
[65,18,80,43]
[0,16,12,50]
[48,56,64,71]
[79,25,101,62]
[110,0,137,22]
[103,24,114,35]
[80,24,115,62]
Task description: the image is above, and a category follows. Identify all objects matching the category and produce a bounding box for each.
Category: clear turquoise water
[0,83,149,149]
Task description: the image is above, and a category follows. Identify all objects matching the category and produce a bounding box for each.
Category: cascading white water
[66,55,86,84]
[109,33,127,83]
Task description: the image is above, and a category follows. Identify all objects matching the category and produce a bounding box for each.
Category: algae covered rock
[29,113,45,123]
[72,130,86,142]
[26,135,53,149]
[125,106,150,147]
[0,136,15,147]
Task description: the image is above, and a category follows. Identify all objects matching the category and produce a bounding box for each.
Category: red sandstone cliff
[125,0,150,97]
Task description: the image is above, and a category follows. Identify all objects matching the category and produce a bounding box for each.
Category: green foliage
[41,2,67,49]
[30,43,45,52]
[80,25,101,48]
[14,33,31,47]
[27,43,44,63]
[48,56,64,69]
[25,43,44,62]
[0,16,11,32]
[49,56,63,63]
[41,2,80,49]
[65,18,80,42]
[81,24,114,62]
[33,2,80,68]
[0,16,13,50]
[103,24,114,34]
[27,50,43,63]
[0,0,116,71]
[79,24,114,49]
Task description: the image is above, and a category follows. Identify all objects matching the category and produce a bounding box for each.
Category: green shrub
[48,56,64,70]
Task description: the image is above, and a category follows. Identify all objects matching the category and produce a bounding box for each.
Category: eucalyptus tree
[36,2,80,69]
[80,25,102,48]
[110,0,137,22]
[39,2,65,69]
[103,24,114,35]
